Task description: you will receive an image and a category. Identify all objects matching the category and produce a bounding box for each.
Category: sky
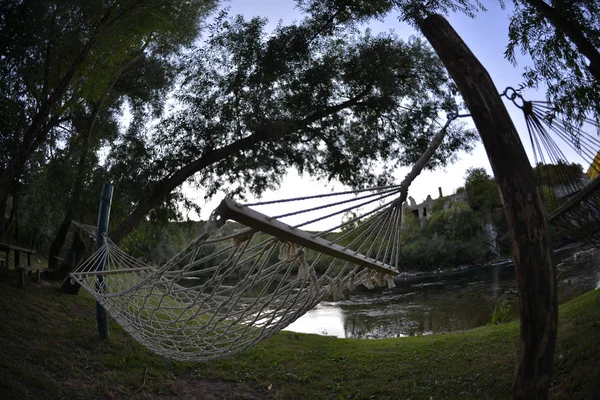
[183,0,587,225]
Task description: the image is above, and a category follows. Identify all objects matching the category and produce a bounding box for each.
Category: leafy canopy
[131,13,477,202]
[506,0,600,122]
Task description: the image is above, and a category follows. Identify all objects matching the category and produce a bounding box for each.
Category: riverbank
[0,279,598,399]
[393,241,588,285]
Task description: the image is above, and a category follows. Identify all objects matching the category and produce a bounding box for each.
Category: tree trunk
[6,188,18,238]
[48,211,74,270]
[0,193,9,240]
[525,0,600,82]
[420,14,557,399]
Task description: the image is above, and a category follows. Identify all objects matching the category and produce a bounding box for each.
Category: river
[284,246,600,338]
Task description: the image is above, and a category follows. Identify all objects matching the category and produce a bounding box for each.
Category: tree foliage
[532,161,585,186]
[0,0,217,254]
[506,0,600,121]
[464,167,501,218]
[0,0,218,238]
[399,201,487,271]
[296,0,488,28]
[108,13,478,242]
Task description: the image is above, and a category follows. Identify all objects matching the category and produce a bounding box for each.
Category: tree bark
[109,91,371,243]
[420,14,557,399]
[48,120,92,270]
[525,0,600,82]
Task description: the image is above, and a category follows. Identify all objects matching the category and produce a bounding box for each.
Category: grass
[0,275,598,399]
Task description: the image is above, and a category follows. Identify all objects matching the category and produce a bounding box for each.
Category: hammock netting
[69,88,600,362]
[70,186,403,361]
[503,87,600,247]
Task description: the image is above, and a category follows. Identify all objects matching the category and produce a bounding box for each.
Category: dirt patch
[157,376,270,400]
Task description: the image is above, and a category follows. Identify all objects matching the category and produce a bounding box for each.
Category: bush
[490,293,512,324]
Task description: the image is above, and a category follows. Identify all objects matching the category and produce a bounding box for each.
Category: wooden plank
[548,177,600,222]
[17,266,45,272]
[215,198,398,276]
[71,267,155,276]
[0,242,36,254]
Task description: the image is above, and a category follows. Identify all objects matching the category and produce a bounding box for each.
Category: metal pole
[95,183,113,340]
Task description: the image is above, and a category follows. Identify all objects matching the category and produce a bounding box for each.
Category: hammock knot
[278,241,297,261]
[384,274,396,289]
[347,271,356,291]
[232,230,254,247]
[327,276,344,301]
[375,272,386,287]
[297,249,310,280]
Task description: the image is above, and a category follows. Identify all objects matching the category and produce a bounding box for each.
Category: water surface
[285,247,600,338]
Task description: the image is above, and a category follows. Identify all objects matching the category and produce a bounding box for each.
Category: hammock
[68,111,462,361]
[502,87,600,247]
[70,185,404,361]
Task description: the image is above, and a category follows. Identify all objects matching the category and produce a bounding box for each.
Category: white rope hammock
[70,185,404,361]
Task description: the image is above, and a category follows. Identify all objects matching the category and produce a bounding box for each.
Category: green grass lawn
[0,276,598,399]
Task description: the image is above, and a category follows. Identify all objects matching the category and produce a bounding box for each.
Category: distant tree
[532,162,585,186]
[400,201,487,271]
[464,167,501,220]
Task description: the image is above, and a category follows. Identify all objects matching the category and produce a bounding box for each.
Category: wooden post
[15,249,24,288]
[95,183,113,340]
[420,15,557,399]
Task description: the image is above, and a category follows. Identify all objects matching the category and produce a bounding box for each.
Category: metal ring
[501,86,526,109]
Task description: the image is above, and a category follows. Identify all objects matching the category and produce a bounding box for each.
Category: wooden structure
[215,198,398,276]
[0,242,45,288]
[0,242,36,270]
[16,266,44,288]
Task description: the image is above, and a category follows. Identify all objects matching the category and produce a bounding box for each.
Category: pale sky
[184,0,588,225]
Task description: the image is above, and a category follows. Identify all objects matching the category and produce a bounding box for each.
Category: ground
[0,273,598,399]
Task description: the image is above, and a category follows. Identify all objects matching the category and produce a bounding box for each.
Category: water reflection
[284,248,600,339]
[285,304,346,337]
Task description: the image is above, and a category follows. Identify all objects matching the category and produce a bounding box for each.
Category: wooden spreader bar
[548,177,600,222]
[71,267,155,276]
[215,198,398,276]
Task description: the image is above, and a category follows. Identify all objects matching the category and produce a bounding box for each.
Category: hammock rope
[502,86,600,247]
[69,112,469,361]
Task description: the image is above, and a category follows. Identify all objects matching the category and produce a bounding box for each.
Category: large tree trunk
[420,14,557,399]
[525,0,600,81]
[48,210,74,270]
[109,92,371,243]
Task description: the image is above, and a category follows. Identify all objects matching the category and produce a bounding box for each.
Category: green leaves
[0,0,217,244]
[507,0,600,122]
[153,13,473,201]
[464,167,501,219]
